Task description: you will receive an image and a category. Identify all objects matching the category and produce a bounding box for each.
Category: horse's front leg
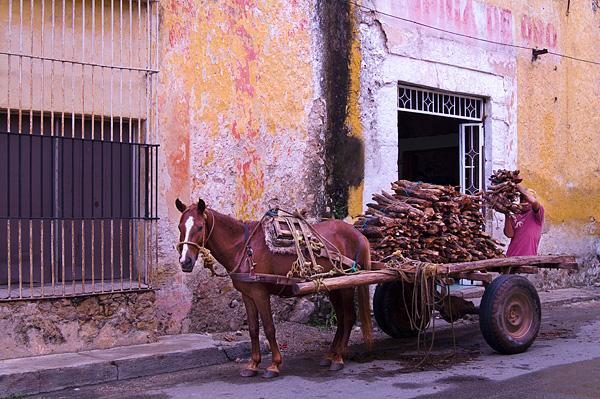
[240,294,261,377]
[254,290,282,378]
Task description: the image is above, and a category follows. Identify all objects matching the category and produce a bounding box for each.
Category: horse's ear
[175,198,187,213]
[198,199,206,213]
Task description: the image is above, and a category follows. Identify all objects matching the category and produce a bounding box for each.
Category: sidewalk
[1,286,599,398]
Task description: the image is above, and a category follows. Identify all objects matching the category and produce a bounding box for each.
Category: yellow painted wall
[159,0,314,222]
[156,0,317,333]
[515,1,600,232]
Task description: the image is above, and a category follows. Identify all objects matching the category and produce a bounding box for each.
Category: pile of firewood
[482,169,527,214]
[354,180,505,263]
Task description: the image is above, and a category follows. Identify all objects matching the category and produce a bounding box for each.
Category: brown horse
[175,198,373,378]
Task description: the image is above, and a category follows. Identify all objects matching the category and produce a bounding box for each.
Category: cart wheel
[373,281,426,338]
[479,275,541,354]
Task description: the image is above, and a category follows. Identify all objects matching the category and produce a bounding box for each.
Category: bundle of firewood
[482,169,527,214]
[354,180,505,263]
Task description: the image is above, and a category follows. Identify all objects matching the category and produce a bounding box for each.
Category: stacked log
[482,169,528,214]
[354,180,505,263]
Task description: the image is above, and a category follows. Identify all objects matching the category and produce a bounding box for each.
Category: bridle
[176,210,228,277]
[176,210,216,255]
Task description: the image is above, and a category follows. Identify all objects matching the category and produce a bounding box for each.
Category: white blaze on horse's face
[179,216,196,265]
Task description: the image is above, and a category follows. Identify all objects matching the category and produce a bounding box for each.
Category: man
[504,184,545,256]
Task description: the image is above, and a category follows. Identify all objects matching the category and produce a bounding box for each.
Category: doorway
[397,85,484,194]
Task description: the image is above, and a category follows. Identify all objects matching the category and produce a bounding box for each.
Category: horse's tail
[357,235,373,351]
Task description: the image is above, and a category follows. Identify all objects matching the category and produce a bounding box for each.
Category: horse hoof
[241,369,259,377]
[319,358,332,367]
[330,362,344,371]
[263,370,280,379]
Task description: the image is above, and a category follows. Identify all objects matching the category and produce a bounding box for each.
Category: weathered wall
[514,0,600,285]
[0,291,156,360]
[360,0,519,216]
[358,0,600,286]
[154,0,367,334]
[151,0,599,337]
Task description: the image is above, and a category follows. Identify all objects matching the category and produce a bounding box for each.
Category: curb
[0,334,254,398]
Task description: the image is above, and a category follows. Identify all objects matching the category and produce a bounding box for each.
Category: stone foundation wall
[0,291,157,360]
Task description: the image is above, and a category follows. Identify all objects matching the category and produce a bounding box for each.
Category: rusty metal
[1,0,159,301]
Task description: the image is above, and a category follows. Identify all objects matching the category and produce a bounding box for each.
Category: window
[397,84,485,195]
[0,0,159,300]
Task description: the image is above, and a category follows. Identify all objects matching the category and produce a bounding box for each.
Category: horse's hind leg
[322,289,356,371]
[240,294,261,377]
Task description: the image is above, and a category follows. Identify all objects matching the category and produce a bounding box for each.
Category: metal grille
[398,85,483,121]
[0,0,159,300]
[459,123,484,195]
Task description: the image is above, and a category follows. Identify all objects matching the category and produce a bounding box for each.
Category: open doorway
[396,85,485,194]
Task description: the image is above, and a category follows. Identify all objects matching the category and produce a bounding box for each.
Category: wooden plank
[437,254,577,274]
[292,270,400,296]
[292,254,577,296]
[453,272,494,283]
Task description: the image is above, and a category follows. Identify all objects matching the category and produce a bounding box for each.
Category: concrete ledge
[0,334,250,397]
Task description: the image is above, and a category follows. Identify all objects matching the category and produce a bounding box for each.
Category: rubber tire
[373,281,424,338]
[479,275,541,354]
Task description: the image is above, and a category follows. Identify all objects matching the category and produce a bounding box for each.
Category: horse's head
[175,198,208,273]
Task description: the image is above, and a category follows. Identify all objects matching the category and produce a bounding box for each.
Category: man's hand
[516,184,540,213]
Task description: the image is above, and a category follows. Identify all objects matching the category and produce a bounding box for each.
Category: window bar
[101,0,106,293]
[39,0,45,298]
[154,147,158,287]
[71,0,76,295]
[128,0,134,289]
[61,140,65,297]
[128,0,133,144]
[50,0,56,297]
[91,0,96,294]
[18,220,23,298]
[137,219,142,288]
[137,0,143,287]
[81,0,87,295]
[27,1,34,299]
[119,0,124,290]
[17,0,23,300]
[110,0,115,292]
[71,141,75,295]
[140,219,152,283]
[7,0,12,129]
[7,221,12,299]
[51,217,55,296]
[137,145,142,288]
[6,0,12,298]
[60,0,66,297]
[29,220,33,298]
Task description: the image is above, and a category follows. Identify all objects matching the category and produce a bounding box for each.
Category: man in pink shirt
[504,184,545,256]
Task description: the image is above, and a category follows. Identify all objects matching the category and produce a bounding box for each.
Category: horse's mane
[205,206,253,226]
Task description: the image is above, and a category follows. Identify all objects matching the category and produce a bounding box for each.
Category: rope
[403,181,423,197]
[383,252,457,371]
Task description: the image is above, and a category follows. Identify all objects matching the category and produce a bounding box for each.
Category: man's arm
[504,214,514,238]
[516,184,540,212]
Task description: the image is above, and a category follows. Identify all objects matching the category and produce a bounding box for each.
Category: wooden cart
[291,254,577,354]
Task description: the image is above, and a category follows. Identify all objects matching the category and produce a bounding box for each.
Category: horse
[175,198,373,378]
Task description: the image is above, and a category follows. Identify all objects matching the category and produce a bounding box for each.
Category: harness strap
[243,222,255,276]
[243,223,253,257]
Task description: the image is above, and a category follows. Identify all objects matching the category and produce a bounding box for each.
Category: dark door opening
[398,112,471,188]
